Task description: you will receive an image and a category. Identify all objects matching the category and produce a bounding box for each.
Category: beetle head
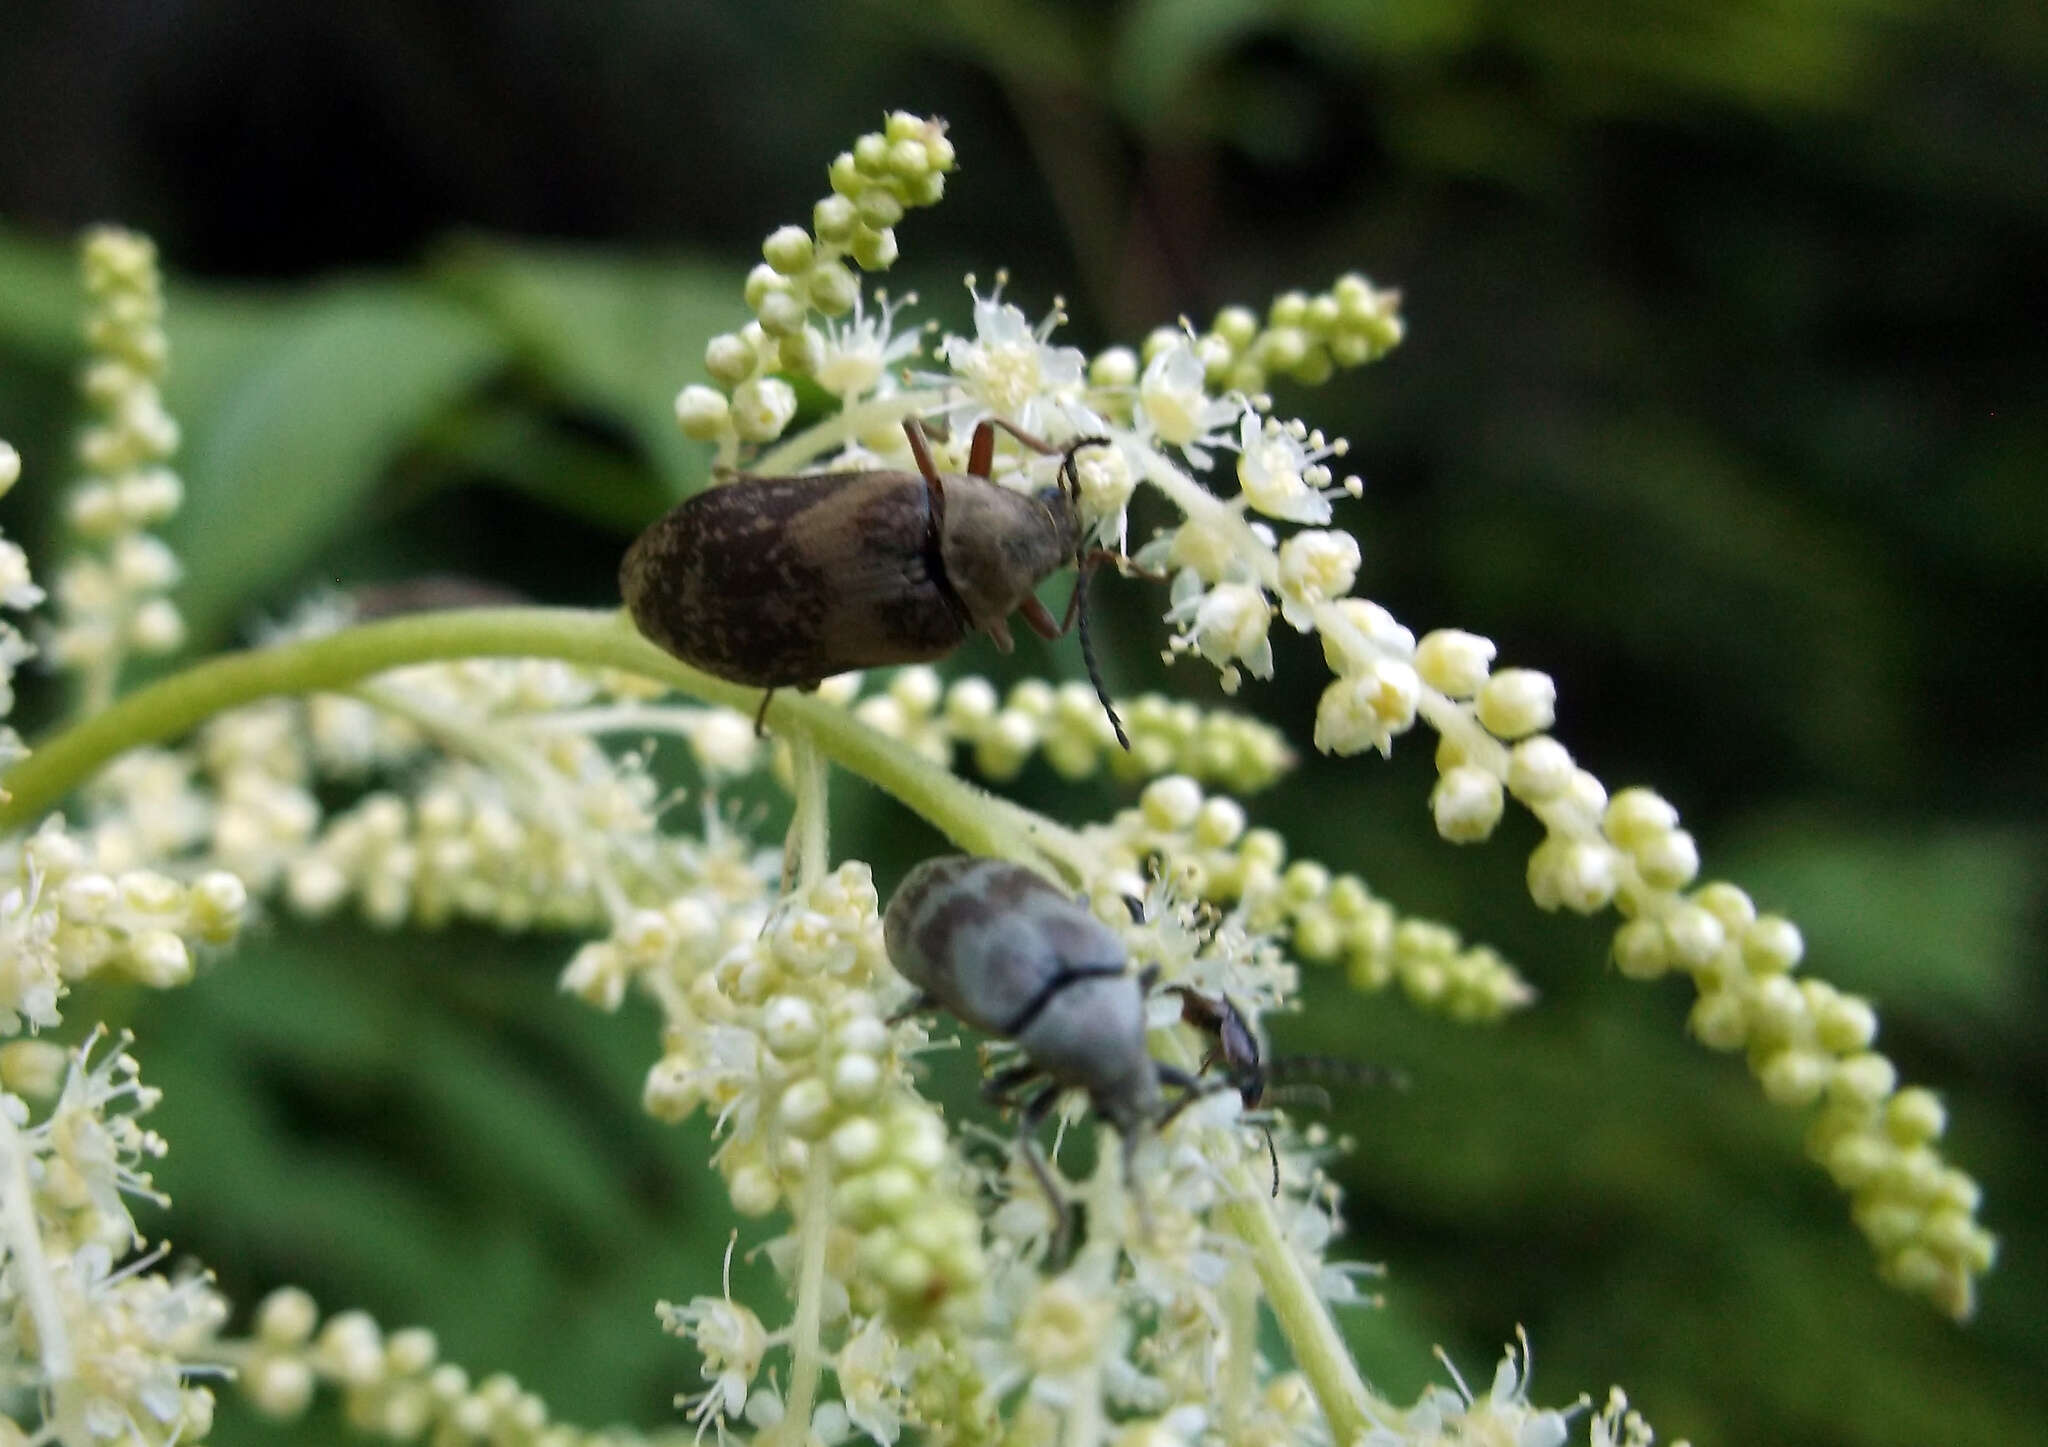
[939,479,1074,628]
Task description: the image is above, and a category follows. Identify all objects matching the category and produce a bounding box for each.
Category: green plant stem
[787,734,831,890]
[0,608,1080,878]
[1220,1178,1393,1444]
[780,1156,834,1447]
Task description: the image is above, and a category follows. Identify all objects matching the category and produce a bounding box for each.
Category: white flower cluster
[0,1031,229,1447]
[233,1287,673,1447]
[840,664,1295,792]
[676,111,957,456]
[0,440,41,780]
[49,229,187,710]
[1088,776,1534,1024]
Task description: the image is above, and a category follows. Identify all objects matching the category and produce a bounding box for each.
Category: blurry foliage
[0,2,2042,1445]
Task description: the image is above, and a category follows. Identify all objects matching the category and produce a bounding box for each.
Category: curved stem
[0,607,1083,880]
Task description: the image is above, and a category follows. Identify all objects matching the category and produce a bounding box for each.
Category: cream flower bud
[1091,346,1138,388]
[813,195,858,243]
[1194,796,1247,848]
[1603,787,1680,847]
[1431,764,1505,843]
[1527,837,1618,914]
[1760,1048,1831,1107]
[1142,776,1204,830]
[1475,668,1557,740]
[128,929,192,986]
[1634,829,1700,889]
[247,1357,317,1419]
[675,385,732,441]
[1413,629,1495,697]
[762,226,814,275]
[730,377,797,443]
[851,226,898,271]
[0,440,18,495]
[1506,736,1573,803]
[1276,529,1359,630]
[1611,918,1670,979]
[1190,584,1275,676]
[1661,903,1726,970]
[1744,915,1805,974]
[705,333,756,386]
[128,597,185,652]
[1313,658,1420,757]
[761,996,821,1057]
[1318,597,1416,675]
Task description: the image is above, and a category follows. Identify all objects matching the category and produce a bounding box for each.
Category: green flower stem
[787,734,830,890]
[0,608,1081,879]
[753,389,944,476]
[780,1156,834,1447]
[1219,1173,1392,1445]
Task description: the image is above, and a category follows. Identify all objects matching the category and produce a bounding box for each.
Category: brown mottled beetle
[621,416,1128,743]
[883,854,1219,1249]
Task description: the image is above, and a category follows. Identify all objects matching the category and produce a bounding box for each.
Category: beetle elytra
[620,417,1129,742]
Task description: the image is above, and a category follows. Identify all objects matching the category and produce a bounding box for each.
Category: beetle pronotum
[620,417,1130,743]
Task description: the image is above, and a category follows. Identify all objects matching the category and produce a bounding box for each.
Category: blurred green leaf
[0,229,83,361]
[431,239,734,503]
[160,283,505,644]
[1717,814,2044,1026]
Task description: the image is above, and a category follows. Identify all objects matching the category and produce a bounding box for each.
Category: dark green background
[0,3,2039,1444]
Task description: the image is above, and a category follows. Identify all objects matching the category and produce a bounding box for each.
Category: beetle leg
[987,617,1015,653]
[752,688,777,737]
[981,1061,1044,1105]
[1120,1125,1154,1246]
[1263,1125,1281,1197]
[987,418,1063,457]
[902,418,948,531]
[1016,1083,1074,1262]
[1018,595,1060,639]
[968,419,996,478]
[885,992,939,1026]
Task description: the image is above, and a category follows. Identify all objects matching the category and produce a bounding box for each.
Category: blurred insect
[621,416,1130,743]
[883,854,1213,1250]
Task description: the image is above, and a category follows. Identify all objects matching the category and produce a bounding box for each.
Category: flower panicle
[679,112,957,456]
[233,1287,676,1447]
[0,1029,231,1447]
[52,228,188,713]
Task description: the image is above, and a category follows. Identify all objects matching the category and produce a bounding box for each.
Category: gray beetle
[621,417,1129,744]
[882,854,1211,1244]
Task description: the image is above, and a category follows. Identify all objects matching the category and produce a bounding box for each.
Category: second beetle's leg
[1015,1083,1074,1263]
[752,688,777,737]
[980,1061,1043,1105]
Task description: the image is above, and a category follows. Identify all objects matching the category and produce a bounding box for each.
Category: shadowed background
[0,2,2041,1443]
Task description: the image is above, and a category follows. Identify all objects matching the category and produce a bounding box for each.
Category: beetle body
[621,416,1145,751]
[621,462,1076,688]
[884,854,1160,1133]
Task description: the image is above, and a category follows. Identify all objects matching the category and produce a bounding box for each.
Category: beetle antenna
[1053,436,1130,751]
[1076,573,1130,750]
[1266,1054,1410,1094]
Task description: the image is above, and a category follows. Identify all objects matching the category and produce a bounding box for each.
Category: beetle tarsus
[753,688,776,737]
